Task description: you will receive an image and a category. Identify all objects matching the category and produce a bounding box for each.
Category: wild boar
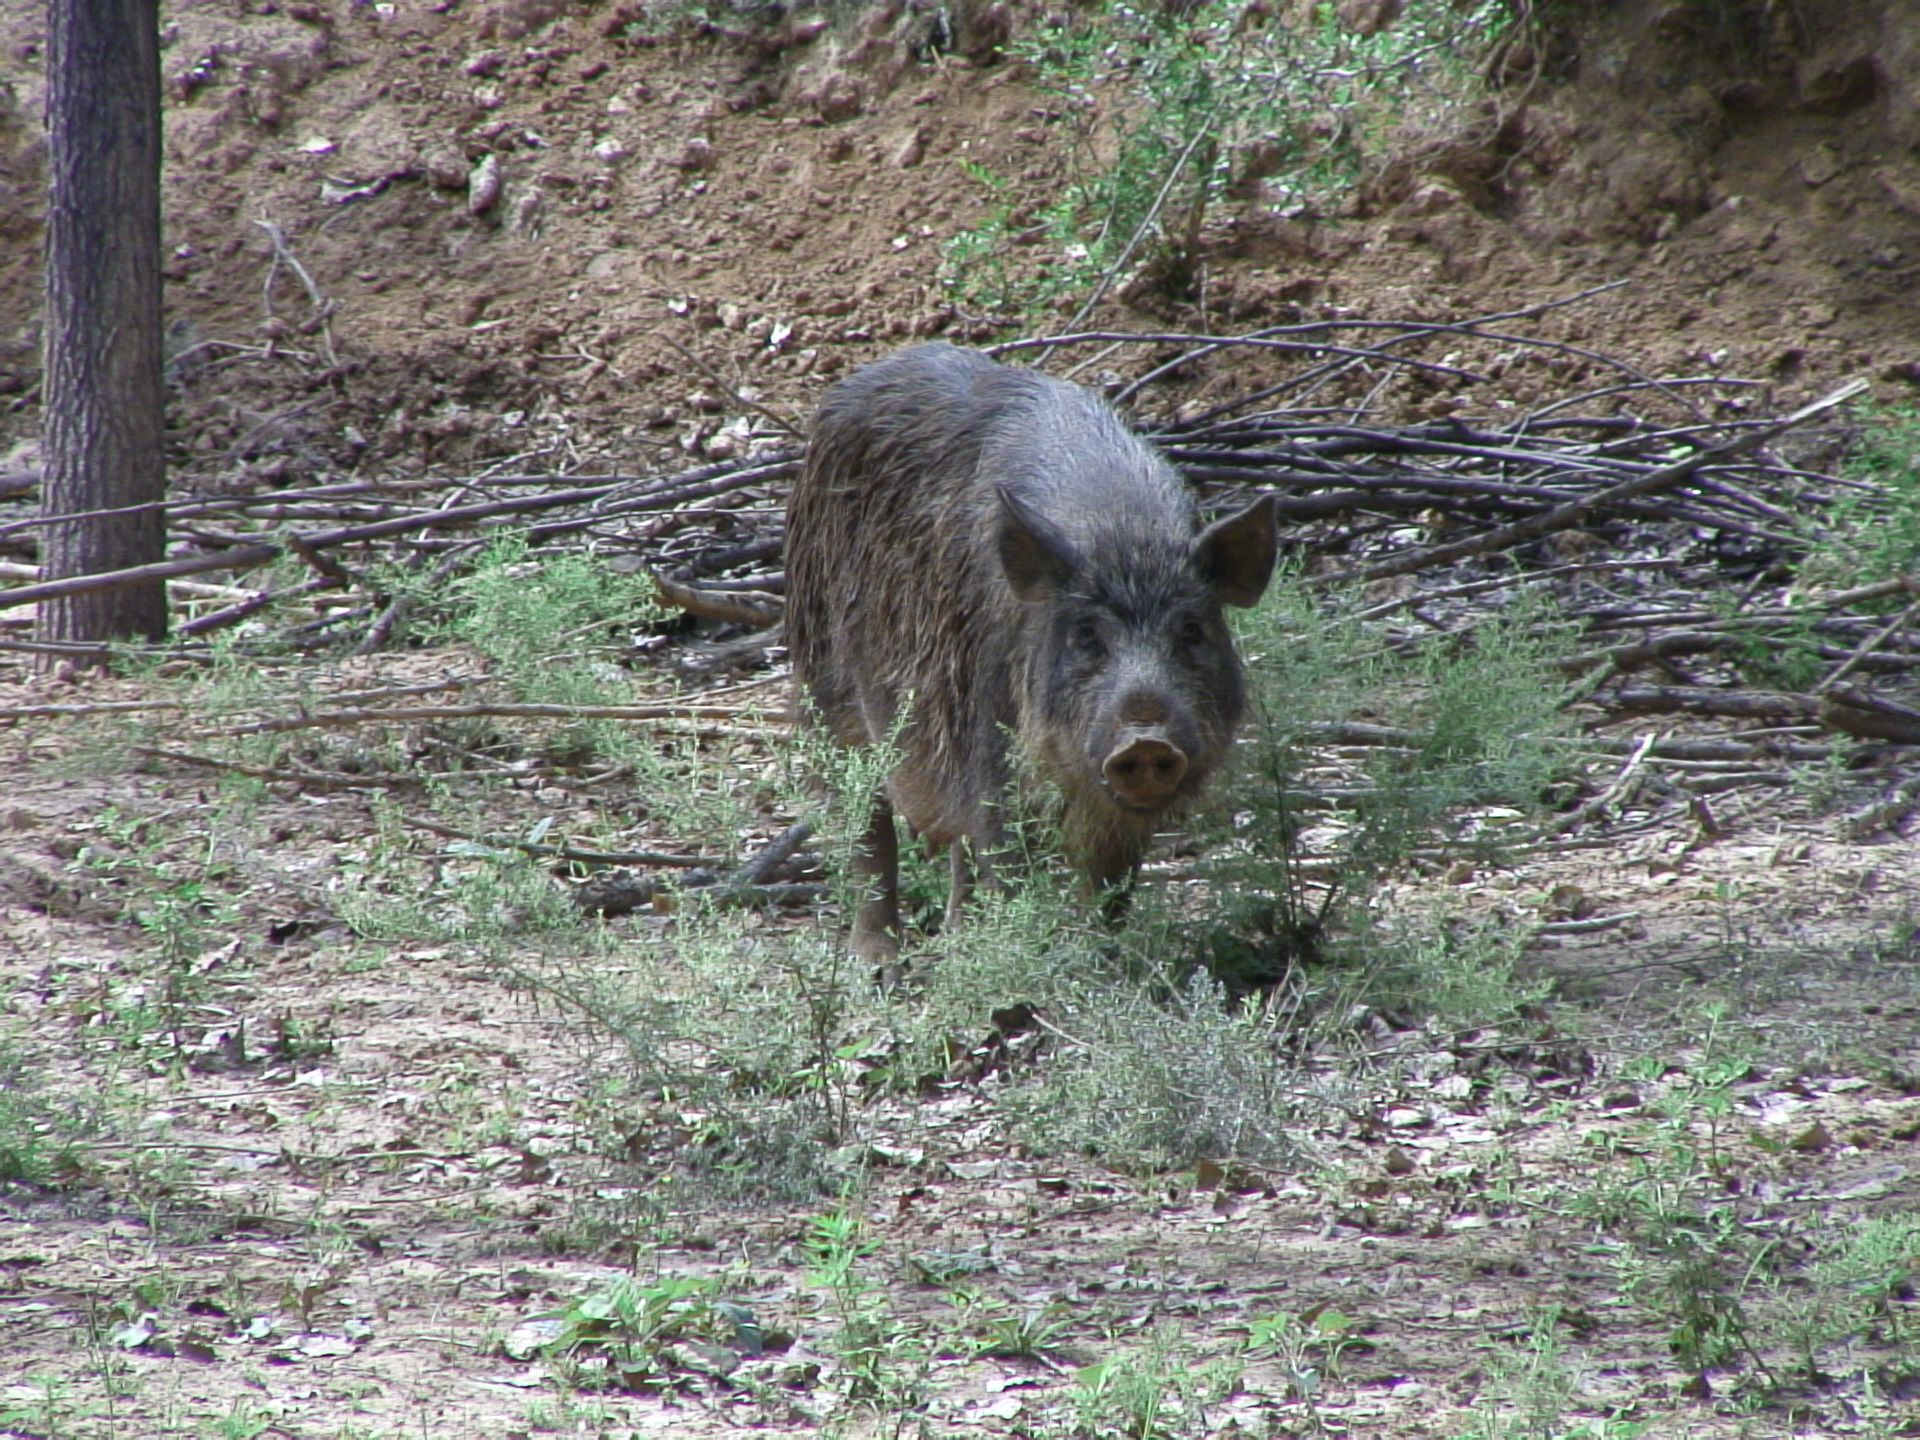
[785,343,1278,964]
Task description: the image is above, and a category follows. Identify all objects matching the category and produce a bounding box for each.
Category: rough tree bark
[36,0,167,658]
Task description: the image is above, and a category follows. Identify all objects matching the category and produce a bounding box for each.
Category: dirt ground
[4,0,1920,477]
[2,2,1920,1437]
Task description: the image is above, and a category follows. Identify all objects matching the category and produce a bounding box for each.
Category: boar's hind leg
[851,795,903,976]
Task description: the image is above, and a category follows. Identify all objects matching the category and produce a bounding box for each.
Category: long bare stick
[1336,380,1868,585]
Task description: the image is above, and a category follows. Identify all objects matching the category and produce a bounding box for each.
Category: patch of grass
[1782,1212,1920,1381]
[438,531,671,756]
[1570,1027,1778,1382]
[0,1374,110,1439]
[54,804,256,1076]
[1356,916,1552,1031]
[1803,402,1920,596]
[0,1043,95,1185]
[199,1397,277,1440]
[962,1297,1074,1360]
[939,160,1026,314]
[1538,1014,1916,1402]
[1013,960,1323,1168]
[1725,602,1829,692]
[1458,1307,1649,1440]
[1071,1328,1242,1440]
[340,832,588,952]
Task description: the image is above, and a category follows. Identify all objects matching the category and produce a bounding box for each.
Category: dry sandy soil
[1,2,1919,1437]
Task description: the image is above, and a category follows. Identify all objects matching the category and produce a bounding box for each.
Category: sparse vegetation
[1071,1329,1243,1440]
[1808,402,1920,595]
[5,0,1920,1431]
[943,0,1514,315]
[9,490,1913,1431]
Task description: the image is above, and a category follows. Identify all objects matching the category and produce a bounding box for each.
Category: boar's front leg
[851,793,902,978]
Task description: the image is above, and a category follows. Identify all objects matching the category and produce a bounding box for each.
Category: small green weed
[1246,1306,1360,1417]
[1567,1022,1788,1385]
[1804,403,1920,593]
[961,1297,1074,1360]
[1458,1307,1648,1440]
[339,831,588,952]
[806,1208,931,1419]
[1188,570,1576,1012]
[200,1397,276,1440]
[0,1374,108,1439]
[1013,962,1319,1168]
[447,533,667,696]
[63,806,247,1067]
[538,1273,731,1390]
[1787,1211,1920,1370]
[939,160,1025,313]
[0,1044,93,1184]
[1072,1329,1241,1440]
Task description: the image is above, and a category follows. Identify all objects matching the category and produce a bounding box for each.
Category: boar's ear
[1194,493,1279,608]
[996,484,1080,601]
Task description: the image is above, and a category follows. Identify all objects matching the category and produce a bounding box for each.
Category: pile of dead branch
[4,301,1918,842]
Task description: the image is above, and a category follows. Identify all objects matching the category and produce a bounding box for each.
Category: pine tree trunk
[36,0,167,659]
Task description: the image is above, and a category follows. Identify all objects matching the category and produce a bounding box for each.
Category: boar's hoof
[1103,730,1189,809]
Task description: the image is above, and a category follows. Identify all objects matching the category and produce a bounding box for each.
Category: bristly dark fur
[785,342,1277,959]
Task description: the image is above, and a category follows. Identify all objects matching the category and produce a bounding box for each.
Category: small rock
[1789,1121,1832,1154]
[464,49,505,78]
[1876,166,1920,219]
[891,127,927,168]
[1337,0,1404,35]
[1797,54,1878,116]
[1799,149,1843,188]
[424,154,468,192]
[1545,883,1592,920]
[509,190,542,235]
[663,136,715,172]
[808,72,866,123]
[467,153,502,215]
[592,136,627,164]
[1402,179,1462,216]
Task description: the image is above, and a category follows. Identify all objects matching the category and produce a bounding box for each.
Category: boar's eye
[1177,617,1208,649]
[1069,619,1105,658]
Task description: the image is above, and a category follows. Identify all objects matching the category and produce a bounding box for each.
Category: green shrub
[943,0,1513,314]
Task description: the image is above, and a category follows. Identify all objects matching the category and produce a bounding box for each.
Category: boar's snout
[1102,728,1190,809]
